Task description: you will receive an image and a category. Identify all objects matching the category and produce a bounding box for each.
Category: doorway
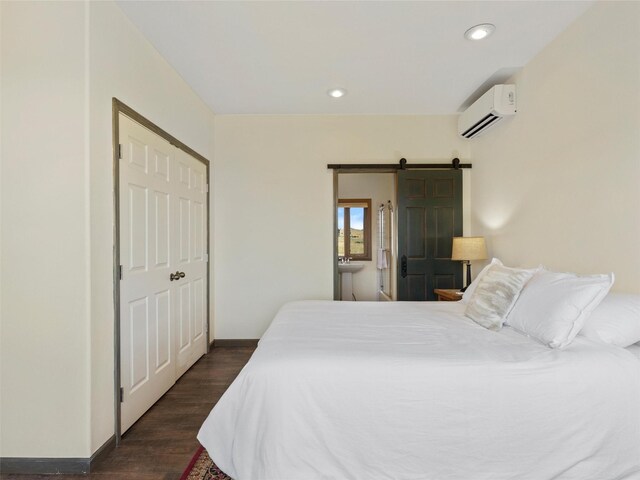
[332,164,468,302]
[336,173,396,302]
[113,100,210,439]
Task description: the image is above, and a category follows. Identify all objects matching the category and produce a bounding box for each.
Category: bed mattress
[198,300,640,480]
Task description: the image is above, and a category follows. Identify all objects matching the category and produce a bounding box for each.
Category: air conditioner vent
[458,85,516,139]
[461,114,501,139]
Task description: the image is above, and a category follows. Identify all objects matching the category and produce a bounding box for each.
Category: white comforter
[198,301,640,480]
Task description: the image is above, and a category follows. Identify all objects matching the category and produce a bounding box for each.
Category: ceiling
[117,1,593,115]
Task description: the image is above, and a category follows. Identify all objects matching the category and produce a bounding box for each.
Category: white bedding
[627,343,640,361]
[198,301,640,480]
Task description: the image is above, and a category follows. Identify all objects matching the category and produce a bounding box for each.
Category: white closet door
[174,148,208,378]
[119,114,209,433]
[119,114,177,433]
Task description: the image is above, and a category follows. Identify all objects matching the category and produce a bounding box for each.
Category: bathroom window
[337,199,371,261]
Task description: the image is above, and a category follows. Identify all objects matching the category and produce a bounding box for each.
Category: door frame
[112,98,211,444]
[332,165,471,301]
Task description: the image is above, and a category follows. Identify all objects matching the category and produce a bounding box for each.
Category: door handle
[170,271,187,281]
[401,255,407,278]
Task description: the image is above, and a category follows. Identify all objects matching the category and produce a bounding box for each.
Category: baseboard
[0,457,90,475]
[0,435,115,475]
[212,339,259,347]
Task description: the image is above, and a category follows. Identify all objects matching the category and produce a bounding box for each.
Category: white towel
[377,248,389,270]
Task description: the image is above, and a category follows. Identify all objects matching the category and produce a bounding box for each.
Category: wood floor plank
[1,346,255,480]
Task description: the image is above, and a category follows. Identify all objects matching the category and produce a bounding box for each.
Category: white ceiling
[117,1,593,115]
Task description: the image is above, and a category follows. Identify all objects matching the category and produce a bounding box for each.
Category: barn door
[119,114,208,433]
[397,170,462,301]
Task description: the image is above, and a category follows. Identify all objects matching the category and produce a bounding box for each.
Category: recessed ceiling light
[327,88,347,98]
[464,24,495,41]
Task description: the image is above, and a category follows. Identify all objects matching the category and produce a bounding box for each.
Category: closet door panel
[119,114,177,433]
[174,149,208,378]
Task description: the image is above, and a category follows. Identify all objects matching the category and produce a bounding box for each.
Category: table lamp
[451,237,488,292]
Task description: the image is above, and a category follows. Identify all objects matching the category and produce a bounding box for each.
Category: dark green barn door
[397,170,463,301]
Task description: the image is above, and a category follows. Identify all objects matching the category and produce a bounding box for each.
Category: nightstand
[434,288,463,301]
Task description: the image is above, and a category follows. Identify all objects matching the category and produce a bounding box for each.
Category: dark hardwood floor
[1,346,255,480]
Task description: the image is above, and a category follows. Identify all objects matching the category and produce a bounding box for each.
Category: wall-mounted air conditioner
[458,84,516,139]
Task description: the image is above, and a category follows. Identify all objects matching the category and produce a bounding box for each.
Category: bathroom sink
[338,263,364,301]
[338,263,365,274]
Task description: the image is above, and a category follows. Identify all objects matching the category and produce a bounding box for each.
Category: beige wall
[0,1,216,458]
[1,1,90,457]
[213,115,470,338]
[338,173,395,301]
[470,1,640,292]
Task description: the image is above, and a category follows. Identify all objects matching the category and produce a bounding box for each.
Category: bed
[198,300,640,480]
[628,343,640,361]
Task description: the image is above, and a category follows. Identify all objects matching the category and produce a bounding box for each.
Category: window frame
[337,198,372,261]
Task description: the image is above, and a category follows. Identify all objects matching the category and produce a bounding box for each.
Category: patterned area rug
[180,446,232,480]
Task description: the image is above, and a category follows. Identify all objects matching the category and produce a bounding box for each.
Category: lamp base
[459,261,472,292]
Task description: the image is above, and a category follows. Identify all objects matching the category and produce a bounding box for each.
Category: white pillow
[461,258,501,303]
[579,293,640,348]
[465,263,537,330]
[507,269,614,349]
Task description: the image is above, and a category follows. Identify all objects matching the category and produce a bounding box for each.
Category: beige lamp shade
[451,237,487,261]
